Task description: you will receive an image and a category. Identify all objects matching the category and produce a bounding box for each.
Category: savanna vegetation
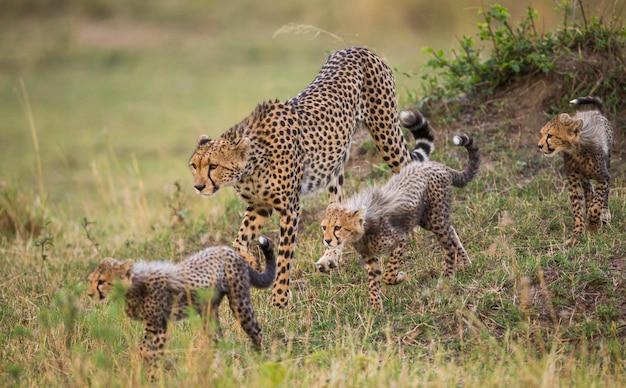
[1,0,625,386]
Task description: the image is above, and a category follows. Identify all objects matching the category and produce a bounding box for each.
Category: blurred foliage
[0,181,46,241]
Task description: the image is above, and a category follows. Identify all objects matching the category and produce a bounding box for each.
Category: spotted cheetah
[87,237,276,380]
[317,135,479,309]
[189,47,435,308]
[537,96,613,246]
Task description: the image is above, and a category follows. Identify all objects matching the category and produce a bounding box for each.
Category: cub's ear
[120,260,134,281]
[197,134,211,146]
[572,118,584,135]
[557,113,574,125]
[353,206,366,220]
[326,202,340,212]
[354,207,366,228]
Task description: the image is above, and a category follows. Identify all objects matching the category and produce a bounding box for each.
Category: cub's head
[538,113,583,157]
[189,135,250,196]
[87,258,134,300]
[320,203,366,247]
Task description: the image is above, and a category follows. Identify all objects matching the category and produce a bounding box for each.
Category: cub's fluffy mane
[130,260,187,291]
[339,161,431,234]
[130,247,223,289]
[342,184,393,222]
[576,110,611,155]
[133,260,179,277]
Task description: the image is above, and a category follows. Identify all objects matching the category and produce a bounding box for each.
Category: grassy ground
[2,2,625,386]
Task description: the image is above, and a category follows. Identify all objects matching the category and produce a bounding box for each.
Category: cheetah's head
[87,258,134,300]
[189,135,250,196]
[538,113,583,157]
[320,203,366,247]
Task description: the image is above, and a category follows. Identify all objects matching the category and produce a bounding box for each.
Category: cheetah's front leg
[581,177,593,212]
[587,177,610,233]
[140,324,168,381]
[316,245,344,273]
[233,205,273,270]
[271,204,300,308]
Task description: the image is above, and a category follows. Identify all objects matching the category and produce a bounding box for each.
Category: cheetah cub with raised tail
[87,236,276,380]
[317,135,480,309]
[537,96,613,246]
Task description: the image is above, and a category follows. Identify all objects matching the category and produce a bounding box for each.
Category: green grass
[2,2,626,386]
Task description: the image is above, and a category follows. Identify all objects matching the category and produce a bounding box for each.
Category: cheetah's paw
[315,245,343,273]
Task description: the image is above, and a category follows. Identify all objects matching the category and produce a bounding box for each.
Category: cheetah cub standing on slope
[537,96,613,246]
[317,135,480,309]
[87,237,276,380]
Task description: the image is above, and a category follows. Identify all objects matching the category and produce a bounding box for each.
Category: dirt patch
[531,250,626,340]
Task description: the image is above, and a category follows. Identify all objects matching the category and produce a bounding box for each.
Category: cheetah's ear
[197,134,211,146]
[326,202,340,212]
[353,206,366,221]
[354,207,366,228]
[239,137,251,149]
[233,138,250,158]
[120,260,134,281]
[557,113,573,125]
[571,118,584,136]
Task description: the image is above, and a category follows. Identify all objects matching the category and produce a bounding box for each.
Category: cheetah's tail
[248,236,277,289]
[450,134,480,188]
[570,96,605,115]
[400,107,435,162]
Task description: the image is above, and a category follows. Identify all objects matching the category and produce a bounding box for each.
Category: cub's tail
[248,236,277,288]
[570,96,605,115]
[450,135,480,188]
[400,107,435,162]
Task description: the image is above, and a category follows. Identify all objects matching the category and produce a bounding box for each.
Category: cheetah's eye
[97,279,106,286]
[190,163,197,170]
[334,226,341,232]
[208,164,218,171]
[321,225,326,231]
[546,134,552,140]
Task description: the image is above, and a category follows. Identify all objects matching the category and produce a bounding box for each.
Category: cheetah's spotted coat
[87,237,276,379]
[189,47,434,307]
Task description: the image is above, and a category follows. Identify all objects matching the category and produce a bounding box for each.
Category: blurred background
[0,0,614,216]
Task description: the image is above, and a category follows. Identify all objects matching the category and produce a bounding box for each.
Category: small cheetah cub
[87,237,276,380]
[318,135,479,309]
[537,96,613,246]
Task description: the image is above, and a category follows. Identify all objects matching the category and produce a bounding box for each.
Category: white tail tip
[453,136,462,146]
[400,110,415,121]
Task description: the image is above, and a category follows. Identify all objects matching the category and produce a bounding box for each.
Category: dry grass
[2,1,626,386]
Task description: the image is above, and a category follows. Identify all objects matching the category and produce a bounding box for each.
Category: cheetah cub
[87,237,276,379]
[317,136,480,309]
[537,96,613,246]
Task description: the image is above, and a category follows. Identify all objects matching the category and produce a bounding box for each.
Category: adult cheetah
[189,47,434,308]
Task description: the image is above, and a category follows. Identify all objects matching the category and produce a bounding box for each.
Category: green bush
[421,3,626,111]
